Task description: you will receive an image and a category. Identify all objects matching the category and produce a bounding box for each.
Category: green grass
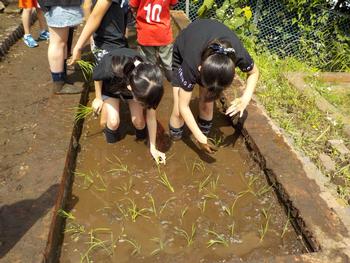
[250,50,350,201]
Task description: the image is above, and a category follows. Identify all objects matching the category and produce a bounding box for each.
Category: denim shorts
[44,6,83,28]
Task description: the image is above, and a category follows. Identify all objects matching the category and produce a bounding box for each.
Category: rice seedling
[75,171,94,189]
[159,197,177,214]
[120,236,141,255]
[150,237,173,255]
[58,209,75,220]
[198,173,212,193]
[116,203,128,219]
[210,175,220,192]
[115,177,134,194]
[65,222,85,242]
[257,183,274,197]
[94,172,107,192]
[191,159,206,175]
[80,228,114,263]
[180,206,189,223]
[281,208,291,238]
[174,223,196,247]
[158,171,175,193]
[73,104,94,123]
[126,198,150,222]
[208,135,223,148]
[259,207,271,241]
[198,198,207,213]
[76,59,95,82]
[228,221,235,238]
[147,193,157,216]
[206,229,229,247]
[203,192,219,200]
[107,155,129,174]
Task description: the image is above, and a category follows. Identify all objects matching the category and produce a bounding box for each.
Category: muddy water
[59,80,304,262]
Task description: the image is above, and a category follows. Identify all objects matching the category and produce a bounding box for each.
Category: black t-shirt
[93,0,128,51]
[172,19,254,91]
[93,48,140,98]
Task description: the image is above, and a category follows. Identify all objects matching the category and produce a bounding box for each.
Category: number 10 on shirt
[144,4,162,23]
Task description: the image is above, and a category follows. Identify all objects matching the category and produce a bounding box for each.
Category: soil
[0,21,84,262]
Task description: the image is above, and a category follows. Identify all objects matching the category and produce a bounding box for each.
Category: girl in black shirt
[92,48,166,164]
[169,19,259,153]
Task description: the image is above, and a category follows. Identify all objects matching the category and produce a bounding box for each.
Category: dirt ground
[0,20,84,262]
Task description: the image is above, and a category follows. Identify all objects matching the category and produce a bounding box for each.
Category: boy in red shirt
[129,0,177,81]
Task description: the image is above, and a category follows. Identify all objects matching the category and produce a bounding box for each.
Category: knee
[199,103,212,116]
[131,116,145,130]
[107,116,120,130]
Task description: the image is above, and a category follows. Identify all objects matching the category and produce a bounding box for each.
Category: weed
[258,207,271,241]
[206,230,228,247]
[174,223,196,247]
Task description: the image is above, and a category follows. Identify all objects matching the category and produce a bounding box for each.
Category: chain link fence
[174,0,350,60]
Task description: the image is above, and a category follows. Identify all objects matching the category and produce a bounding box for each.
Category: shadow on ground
[0,184,59,259]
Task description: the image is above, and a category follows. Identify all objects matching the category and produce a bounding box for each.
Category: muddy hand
[198,140,218,154]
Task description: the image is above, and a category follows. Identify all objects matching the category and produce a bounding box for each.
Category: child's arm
[92,81,103,115]
[69,0,112,65]
[146,109,166,164]
[225,64,259,117]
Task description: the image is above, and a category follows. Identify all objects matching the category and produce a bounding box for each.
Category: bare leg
[48,27,69,73]
[36,8,47,32]
[128,100,145,130]
[198,86,214,121]
[22,8,32,35]
[169,86,184,128]
[101,98,120,130]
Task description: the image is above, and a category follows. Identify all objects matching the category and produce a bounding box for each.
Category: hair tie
[209,43,235,55]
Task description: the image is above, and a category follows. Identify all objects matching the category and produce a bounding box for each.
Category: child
[19,0,49,48]
[70,0,129,64]
[92,48,166,164]
[129,0,177,81]
[169,19,259,153]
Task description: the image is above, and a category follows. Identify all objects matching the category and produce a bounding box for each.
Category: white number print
[144,3,162,23]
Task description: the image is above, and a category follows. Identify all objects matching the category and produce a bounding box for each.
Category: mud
[59,80,304,262]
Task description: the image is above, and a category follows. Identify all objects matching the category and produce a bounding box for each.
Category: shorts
[92,48,109,63]
[138,44,173,71]
[102,93,133,101]
[19,0,38,8]
[44,6,83,28]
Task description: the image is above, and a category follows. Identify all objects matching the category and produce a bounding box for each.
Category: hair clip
[209,43,235,55]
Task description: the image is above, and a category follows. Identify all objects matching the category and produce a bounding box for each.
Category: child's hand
[68,47,82,66]
[150,148,166,165]
[225,97,249,117]
[198,140,218,154]
[92,98,103,115]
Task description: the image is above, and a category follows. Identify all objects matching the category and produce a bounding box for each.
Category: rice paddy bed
[58,81,305,263]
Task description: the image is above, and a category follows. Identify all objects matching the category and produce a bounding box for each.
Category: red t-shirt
[129,0,177,46]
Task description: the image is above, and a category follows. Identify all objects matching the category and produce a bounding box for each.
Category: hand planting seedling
[73,104,94,123]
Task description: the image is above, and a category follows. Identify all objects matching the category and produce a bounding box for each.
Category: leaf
[242,6,252,20]
[197,0,215,17]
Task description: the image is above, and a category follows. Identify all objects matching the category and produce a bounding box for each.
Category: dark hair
[110,55,164,109]
[200,39,236,101]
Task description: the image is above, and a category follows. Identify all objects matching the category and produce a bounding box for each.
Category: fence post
[185,0,190,18]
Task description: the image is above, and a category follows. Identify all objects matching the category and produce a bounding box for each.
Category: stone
[4,6,21,14]
[327,139,350,159]
[319,153,336,173]
[0,1,5,12]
